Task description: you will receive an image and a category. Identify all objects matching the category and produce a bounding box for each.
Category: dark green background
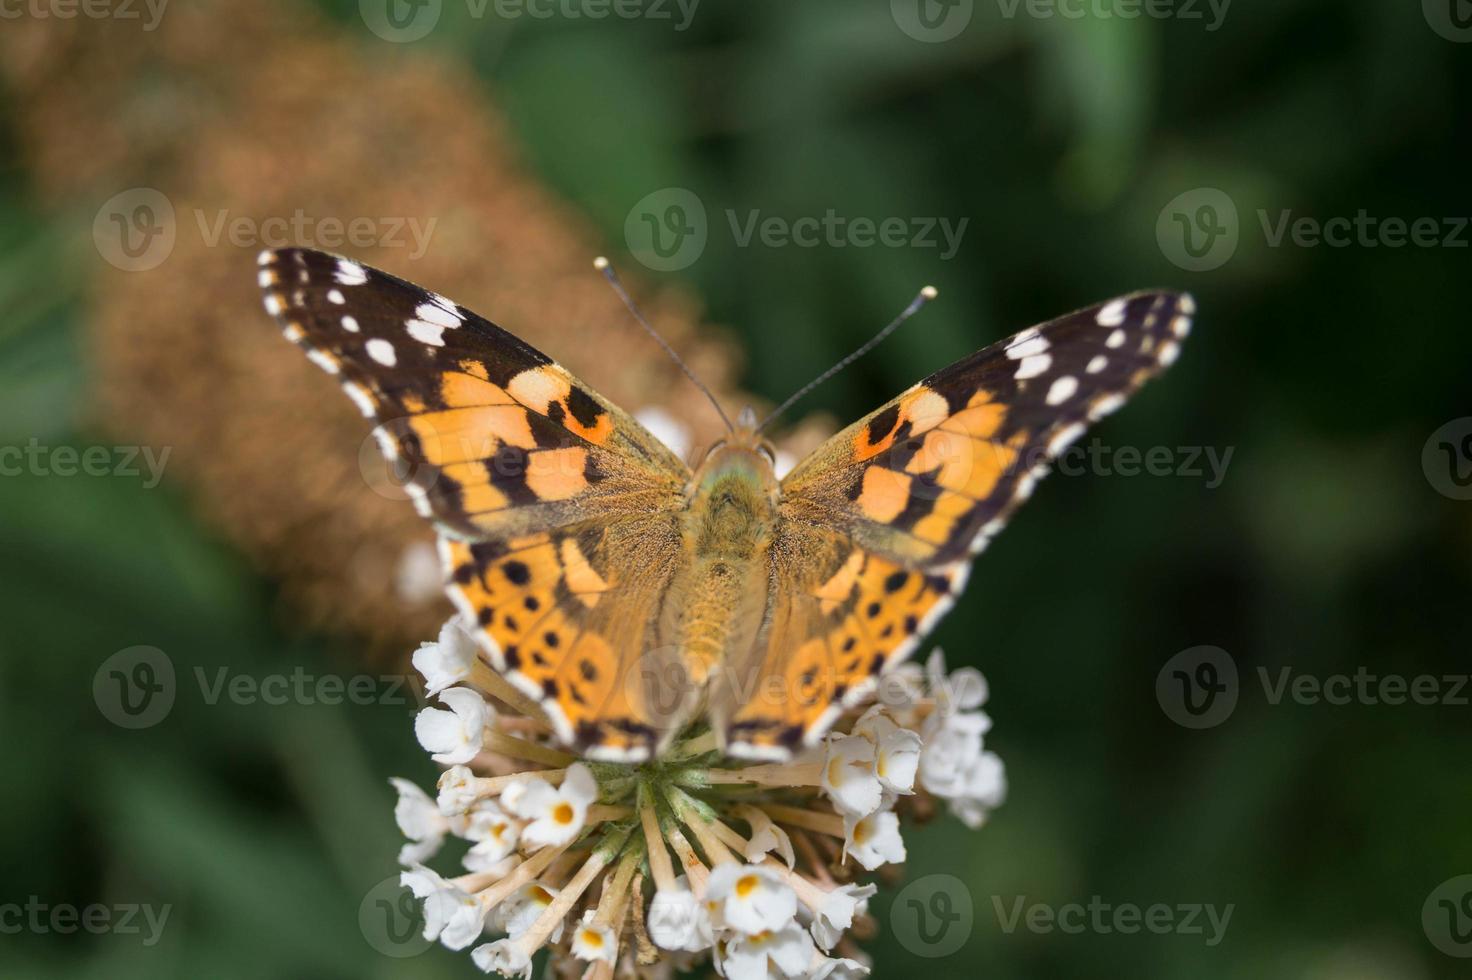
[3,1,1469,978]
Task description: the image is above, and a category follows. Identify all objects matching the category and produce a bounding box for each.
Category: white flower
[571,911,617,963]
[437,765,481,816]
[633,406,693,460]
[506,763,598,850]
[738,807,795,868]
[648,877,712,952]
[413,618,481,695]
[497,883,561,941]
[462,847,519,877]
[852,710,922,796]
[471,938,532,978]
[719,923,814,980]
[390,777,452,865]
[706,863,797,936]
[842,809,906,871]
[415,687,492,765]
[810,955,871,979]
[925,647,989,713]
[400,864,486,950]
[820,735,883,817]
[809,883,876,951]
[918,709,991,799]
[948,750,1007,829]
[463,799,521,860]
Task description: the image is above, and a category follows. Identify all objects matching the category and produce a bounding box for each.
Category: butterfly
[258,247,1192,762]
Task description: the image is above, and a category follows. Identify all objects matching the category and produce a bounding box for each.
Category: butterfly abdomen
[670,447,779,685]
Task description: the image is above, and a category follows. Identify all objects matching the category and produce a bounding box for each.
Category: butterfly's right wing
[718,291,1194,757]
[258,248,697,759]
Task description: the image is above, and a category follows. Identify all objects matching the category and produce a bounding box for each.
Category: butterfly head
[691,405,780,501]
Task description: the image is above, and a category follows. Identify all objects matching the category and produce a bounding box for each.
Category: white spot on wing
[264,294,283,316]
[1046,375,1078,405]
[406,319,446,347]
[326,289,346,305]
[341,315,360,333]
[1048,421,1085,455]
[342,381,377,417]
[1096,299,1127,326]
[1158,340,1181,367]
[416,299,463,329]
[1006,329,1049,360]
[1090,393,1125,419]
[307,349,340,375]
[1170,315,1191,338]
[366,338,397,366]
[335,259,368,285]
[256,250,273,266]
[1106,329,1126,349]
[1086,354,1108,374]
[1015,353,1052,380]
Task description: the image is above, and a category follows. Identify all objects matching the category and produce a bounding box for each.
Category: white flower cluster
[390,620,1006,978]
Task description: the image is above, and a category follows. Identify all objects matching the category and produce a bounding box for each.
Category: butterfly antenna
[756,284,938,434]
[594,256,734,434]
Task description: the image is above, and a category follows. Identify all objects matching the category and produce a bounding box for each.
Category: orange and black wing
[719,291,1195,758]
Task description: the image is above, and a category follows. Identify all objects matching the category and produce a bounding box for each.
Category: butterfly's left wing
[718,291,1194,758]
[258,248,698,760]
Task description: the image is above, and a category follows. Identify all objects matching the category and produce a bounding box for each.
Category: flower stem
[762,803,846,838]
[482,730,575,767]
[469,659,548,722]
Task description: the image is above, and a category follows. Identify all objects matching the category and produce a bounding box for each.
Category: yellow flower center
[553,802,575,825]
[735,874,760,898]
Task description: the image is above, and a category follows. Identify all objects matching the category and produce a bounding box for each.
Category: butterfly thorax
[670,445,779,686]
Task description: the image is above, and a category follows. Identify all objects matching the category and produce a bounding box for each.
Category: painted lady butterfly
[259,248,1191,761]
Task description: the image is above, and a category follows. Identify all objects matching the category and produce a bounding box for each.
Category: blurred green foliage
[2,1,1470,978]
